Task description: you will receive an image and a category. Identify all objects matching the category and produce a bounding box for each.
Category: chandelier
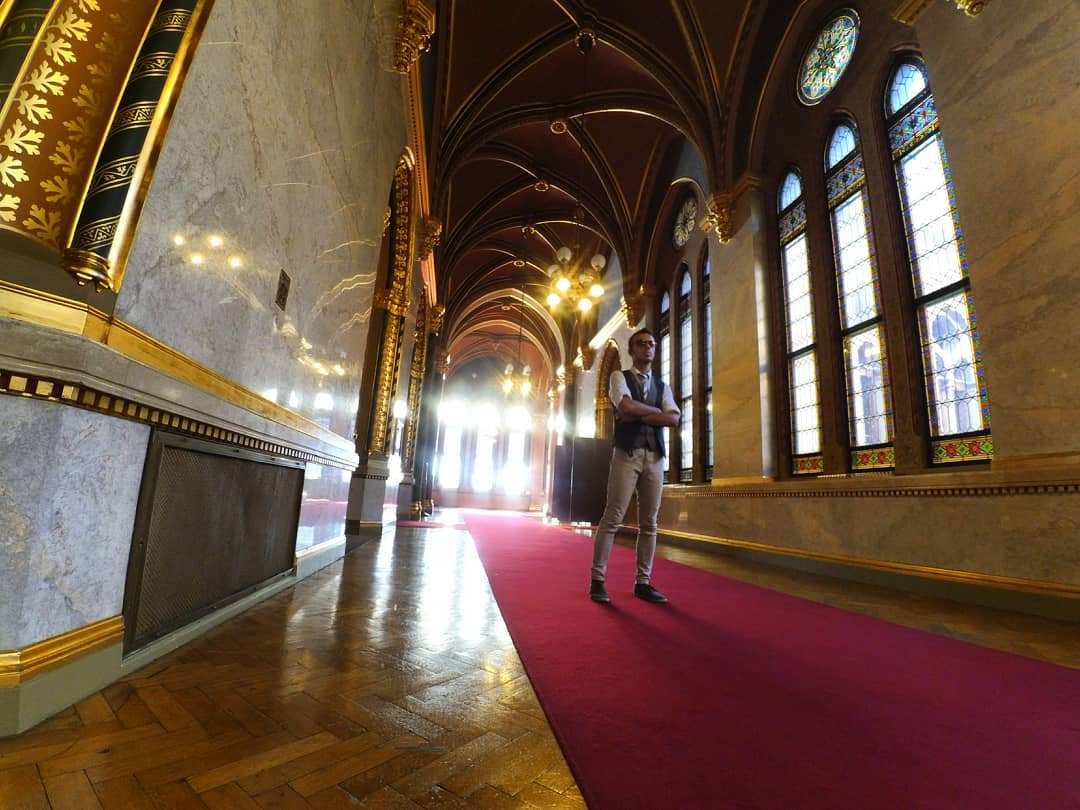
[502,286,533,397]
[545,28,606,315]
[546,242,606,313]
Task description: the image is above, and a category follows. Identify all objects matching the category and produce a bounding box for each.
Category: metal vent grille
[124,433,303,652]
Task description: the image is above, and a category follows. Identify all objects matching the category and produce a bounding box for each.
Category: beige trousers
[590,447,665,585]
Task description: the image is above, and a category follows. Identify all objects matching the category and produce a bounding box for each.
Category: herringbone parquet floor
[2,514,1076,808]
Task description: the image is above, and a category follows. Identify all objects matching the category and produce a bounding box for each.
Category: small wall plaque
[275,269,291,310]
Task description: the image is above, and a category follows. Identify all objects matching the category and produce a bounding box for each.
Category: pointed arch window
[702,251,713,478]
[825,121,894,469]
[677,270,694,481]
[886,58,991,462]
[659,290,672,480]
[778,170,822,474]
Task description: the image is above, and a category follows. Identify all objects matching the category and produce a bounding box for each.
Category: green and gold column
[63,0,213,289]
[0,0,51,104]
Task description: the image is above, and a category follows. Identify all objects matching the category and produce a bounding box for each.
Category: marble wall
[0,398,148,649]
[118,0,408,450]
[708,199,771,480]
[915,1,1080,460]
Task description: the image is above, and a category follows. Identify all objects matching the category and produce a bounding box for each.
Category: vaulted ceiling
[426,0,765,399]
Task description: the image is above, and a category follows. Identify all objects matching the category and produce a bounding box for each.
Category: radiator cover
[123,431,304,653]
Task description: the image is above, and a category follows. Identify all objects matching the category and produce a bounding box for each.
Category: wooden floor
[2,512,1077,808]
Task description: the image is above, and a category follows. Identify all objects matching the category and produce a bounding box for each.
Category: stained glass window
[887,59,991,462]
[659,291,672,479]
[679,271,694,481]
[778,170,821,468]
[703,252,713,477]
[798,10,860,106]
[826,121,893,466]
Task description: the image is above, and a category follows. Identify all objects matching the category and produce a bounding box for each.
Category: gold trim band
[0,280,355,465]
[655,527,1080,598]
[0,616,123,688]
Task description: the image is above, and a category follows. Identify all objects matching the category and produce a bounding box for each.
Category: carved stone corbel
[579,345,596,372]
[391,0,435,74]
[417,216,442,261]
[433,347,450,376]
[702,192,734,243]
[620,285,654,329]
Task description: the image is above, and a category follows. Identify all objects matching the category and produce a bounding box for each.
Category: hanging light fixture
[502,285,533,397]
[546,28,606,315]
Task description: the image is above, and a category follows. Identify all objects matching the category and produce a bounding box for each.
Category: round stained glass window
[797,10,860,106]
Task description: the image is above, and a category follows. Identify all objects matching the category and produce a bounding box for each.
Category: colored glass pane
[826,123,857,169]
[798,10,860,106]
[791,352,821,455]
[782,234,814,352]
[680,311,693,473]
[779,171,802,211]
[845,325,891,446]
[888,61,927,115]
[898,136,964,297]
[919,290,985,436]
[832,190,878,328]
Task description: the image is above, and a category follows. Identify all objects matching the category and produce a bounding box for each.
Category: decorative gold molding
[670,478,1079,498]
[702,192,734,243]
[416,215,442,261]
[893,0,991,24]
[0,282,356,468]
[655,527,1080,597]
[579,344,596,372]
[0,616,123,688]
[391,0,435,74]
[0,364,353,469]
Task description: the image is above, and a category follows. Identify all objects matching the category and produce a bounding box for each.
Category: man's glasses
[632,340,656,347]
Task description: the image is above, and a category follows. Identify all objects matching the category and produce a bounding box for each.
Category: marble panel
[118,0,408,450]
[295,462,349,553]
[660,487,1080,587]
[0,398,148,649]
[709,211,769,479]
[915,2,1080,458]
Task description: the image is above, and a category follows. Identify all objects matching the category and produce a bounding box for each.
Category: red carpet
[463,512,1080,810]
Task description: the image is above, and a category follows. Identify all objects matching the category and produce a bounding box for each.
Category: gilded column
[63,0,213,289]
[368,156,414,456]
[400,293,427,474]
[0,0,158,261]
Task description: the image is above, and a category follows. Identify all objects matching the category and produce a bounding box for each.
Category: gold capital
[392,0,435,74]
[893,0,991,24]
[702,192,734,243]
[429,304,445,335]
[417,216,442,260]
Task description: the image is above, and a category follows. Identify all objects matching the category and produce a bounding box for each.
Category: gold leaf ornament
[77,0,101,12]
[48,142,83,175]
[15,91,53,125]
[40,175,72,204]
[22,204,62,242]
[52,9,93,43]
[0,194,20,223]
[26,63,70,96]
[1,121,45,156]
[0,156,29,188]
[43,34,77,65]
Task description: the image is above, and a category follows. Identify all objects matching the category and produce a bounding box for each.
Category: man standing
[589,328,680,604]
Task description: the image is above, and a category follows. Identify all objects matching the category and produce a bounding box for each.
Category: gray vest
[612,370,666,456]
